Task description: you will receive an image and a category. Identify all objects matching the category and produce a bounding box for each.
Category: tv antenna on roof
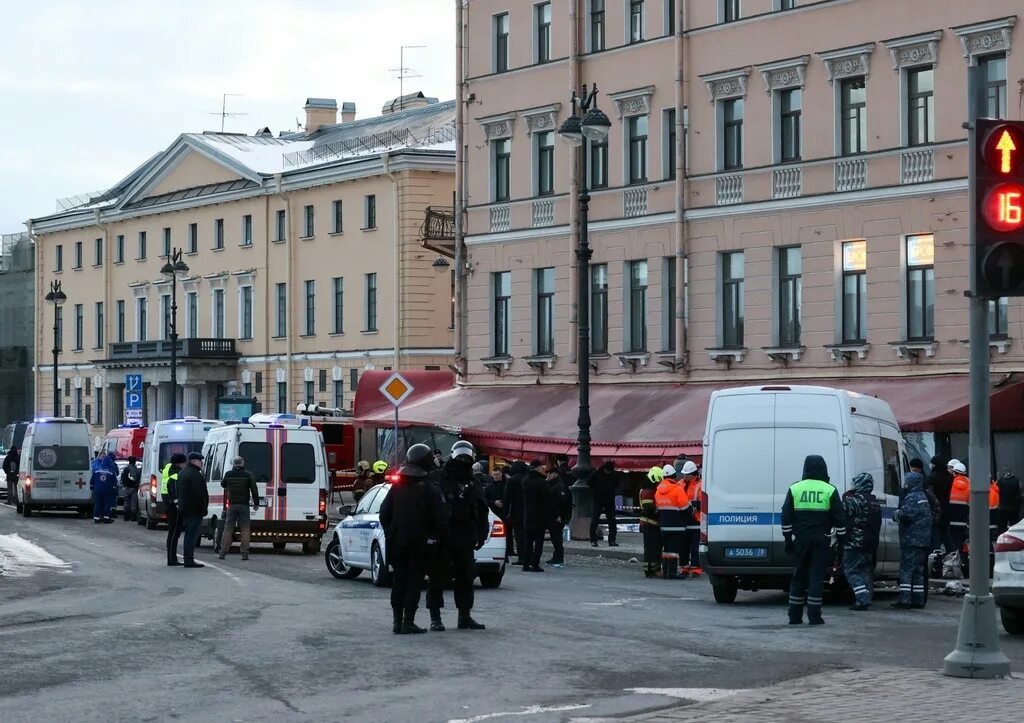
[206,93,247,132]
[388,45,425,111]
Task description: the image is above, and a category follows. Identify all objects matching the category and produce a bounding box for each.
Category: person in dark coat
[928,455,953,551]
[588,460,619,547]
[120,456,142,522]
[503,461,528,565]
[176,453,209,569]
[841,473,881,610]
[216,456,260,560]
[546,464,574,567]
[521,460,550,571]
[484,465,514,561]
[997,469,1022,534]
[90,454,119,524]
[3,446,20,504]
[379,443,448,634]
[892,469,933,609]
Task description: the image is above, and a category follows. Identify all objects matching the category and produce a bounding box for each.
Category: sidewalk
[617,667,1022,722]
[564,531,644,562]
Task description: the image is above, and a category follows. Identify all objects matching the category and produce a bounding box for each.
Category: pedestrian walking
[503,461,528,565]
[841,473,881,610]
[162,453,186,566]
[176,452,208,569]
[546,465,573,567]
[120,456,141,522]
[521,460,550,572]
[946,459,970,555]
[90,453,119,524]
[3,445,20,505]
[996,469,1020,534]
[639,466,662,578]
[892,469,933,609]
[216,456,260,560]
[654,466,689,579]
[588,460,619,547]
[426,440,488,631]
[379,443,448,635]
[680,461,703,578]
[781,455,847,625]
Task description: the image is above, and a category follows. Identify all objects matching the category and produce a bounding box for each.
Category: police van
[200,414,329,554]
[138,417,223,530]
[15,417,93,517]
[700,385,906,604]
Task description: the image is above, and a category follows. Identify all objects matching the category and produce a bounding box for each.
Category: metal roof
[123,178,258,210]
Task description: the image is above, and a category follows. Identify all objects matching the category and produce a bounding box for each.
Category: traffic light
[974,119,1024,297]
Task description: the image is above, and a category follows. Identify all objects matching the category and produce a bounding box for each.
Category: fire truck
[296,403,358,491]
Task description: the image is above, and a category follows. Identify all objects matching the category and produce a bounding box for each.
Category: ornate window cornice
[952,16,1017,61]
[698,70,749,103]
[608,85,656,117]
[520,104,561,135]
[756,56,809,93]
[883,30,942,72]
[180,275,200,291]
[129,281,149,298]
[204,272,227,289]
[477,112,516,141]
[817,42,876,84]
[233,268,257,287]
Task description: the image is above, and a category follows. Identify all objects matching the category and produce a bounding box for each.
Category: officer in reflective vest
[781,455,847,626]
[162,453,187,566]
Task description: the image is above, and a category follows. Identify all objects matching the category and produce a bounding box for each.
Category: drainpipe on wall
[567,0,581,365]
[673,0,689,371]
[383,154,401,370]
[275,173,293,409]
[454,0,467,373]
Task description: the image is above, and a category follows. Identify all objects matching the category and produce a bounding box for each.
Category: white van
[700,385,906,604]
[15,418,93,517]
[137,417,223,530]
[200,414,329,553]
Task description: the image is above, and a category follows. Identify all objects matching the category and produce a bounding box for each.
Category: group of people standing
[639,457,703,580]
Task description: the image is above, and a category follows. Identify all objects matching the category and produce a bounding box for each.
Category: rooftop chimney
[303,98,338,134]
[340,102,356,123]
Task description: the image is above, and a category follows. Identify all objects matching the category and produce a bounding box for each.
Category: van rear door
[239,436,275,521]
[59,422,93,503]
[279,433,320,524]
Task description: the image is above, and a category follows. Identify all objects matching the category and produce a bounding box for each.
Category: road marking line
[448,704,590,722]
[0,533,72,577]
[624,688,744,702]
[580,597,649,607]
[202,560,244,585]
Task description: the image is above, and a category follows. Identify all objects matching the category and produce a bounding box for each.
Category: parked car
[325,482,506,588]
[993,520,1024,635]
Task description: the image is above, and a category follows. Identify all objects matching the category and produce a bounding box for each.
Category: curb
[564,544,641,562]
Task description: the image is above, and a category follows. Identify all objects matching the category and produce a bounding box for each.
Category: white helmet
[950,460,967,474]
[662,464,677,477]
[681,460,699,475]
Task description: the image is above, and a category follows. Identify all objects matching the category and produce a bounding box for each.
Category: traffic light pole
[944,66,1011,679]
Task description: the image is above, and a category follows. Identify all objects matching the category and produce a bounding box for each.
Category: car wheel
[1001,607,1024,635]
[478,570,504,589]
[712,578,738,604]
[145,511,158,530]
[273,541,287,551]
[136,511,145,526]
[370,544,391,587]
[325,538,361,580]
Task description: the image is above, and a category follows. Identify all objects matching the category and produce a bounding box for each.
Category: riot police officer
[162,453,187,566]
[427,440,489,631]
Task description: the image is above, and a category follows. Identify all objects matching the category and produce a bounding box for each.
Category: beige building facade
[30,97,456,437]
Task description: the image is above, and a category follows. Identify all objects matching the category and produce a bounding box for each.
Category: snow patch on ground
[0,534,71,577]
[624,687,745,703]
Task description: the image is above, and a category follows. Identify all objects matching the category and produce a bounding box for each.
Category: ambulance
[200,414,329,553]
[15,417,93,517]
[138,417,223,530]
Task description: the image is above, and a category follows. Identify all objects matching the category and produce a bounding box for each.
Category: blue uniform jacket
[895,472,932,549]
[90,457,118,493]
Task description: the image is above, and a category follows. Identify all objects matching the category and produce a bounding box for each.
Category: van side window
[239,442,273,485]
[208,444,226,483]
[880,437,902,496]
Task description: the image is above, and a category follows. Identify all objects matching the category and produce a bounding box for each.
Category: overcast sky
[0,0,456,230]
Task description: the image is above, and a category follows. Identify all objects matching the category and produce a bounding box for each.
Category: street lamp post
[558,85,612,523]
[44,280,67,417]
[160,249,189,419]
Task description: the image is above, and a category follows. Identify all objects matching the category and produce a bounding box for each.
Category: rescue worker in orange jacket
[639,467,662,578]
[655,467,691,579]
[680,461,703,578]
[947,460,970,554]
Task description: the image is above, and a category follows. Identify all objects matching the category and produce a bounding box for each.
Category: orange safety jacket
[639,486,659,527]
[655,480,691,532]
[948,474,970,527]
[684,478,703,522]
[990,481,1000,531]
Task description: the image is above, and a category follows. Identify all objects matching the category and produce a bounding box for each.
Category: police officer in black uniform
[163,453,187,566]
[427,440,489,631]
[379,443,448,634]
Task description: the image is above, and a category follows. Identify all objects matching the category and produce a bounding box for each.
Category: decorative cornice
[698,70,749,103]
[520,104,562,135]
[476,112,516,141]
[951,16,1017,60]
[180,275,200,291]
[883,30,942,72]
[232,268,257,286]
[756,56,810,93]
[817,42,876,84]
[607,85,656,117]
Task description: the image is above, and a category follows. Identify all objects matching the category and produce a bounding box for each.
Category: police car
[325,482,506,588]
[994,518,1024,635]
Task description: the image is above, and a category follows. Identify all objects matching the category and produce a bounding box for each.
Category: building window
[349,368,358,392]
[980,54,1007,119]
[137,231,146,260]
[162,227,171,258]
[186,292,198,338]
[535,267,555,355]
[277,382,288,414]
[365,273,378,332]
[304,280,316,336]
[75,389,83,419]
[56,244,63,272]
[590,0,605,51]
[55,307,63,352]
[74,241,82,269]
[275,282,287,337]
[212,288,225,338]
[536,2,552,64]
[96,392,102,427]
[664,257,678,351]
[588,137,609,189]
[85,375,91,397]
[666,0,675,35]
[115,235,124,263]
[319,368,327,393]
[494,12,510,73]
[305,381,314,405]
[332,277,344,334]
[664,109,676,180]
[907,66,934,146]
[303,205,314,238]
[722,0,741,22]
[591,264,609,354]
[334,380,344,409]
[160,294,170,340]
[73,304,84,351]
[778,247,802,347]
[255,371,263,394]
[906,234,934,341]
[840,77,867,155]
[629,0,644,44]
[493,271,511,356]
[137,298,148,342]
[243,382,252,398]
[188,223,198,254]
[492,139,511,201]
[722,99,743,170]
[989,298,1009,338]
[627,260,648,352]
[116,299,125,343]
[779,88,802,162]
[778,0,796,8]
[536,130,555,196]
[94,302,104,349]
[240,286,253,339]
[242,214,253,246]
[722,252,744,348]
[364,195,377,230]
[94,237,103,266]
[842,240,867,343]
[64,377,70,397]
[628,115,649,184]
[332,200,343,233]
[275,209,286,241]
[214,218,224,249]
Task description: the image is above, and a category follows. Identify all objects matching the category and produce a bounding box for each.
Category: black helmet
[406,443,434,469]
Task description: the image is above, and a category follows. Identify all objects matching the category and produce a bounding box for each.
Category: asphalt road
[1,502,1023,723]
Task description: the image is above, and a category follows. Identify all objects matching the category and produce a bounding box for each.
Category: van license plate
[725,547,768,560]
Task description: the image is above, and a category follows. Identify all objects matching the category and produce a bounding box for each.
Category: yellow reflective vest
[160,463,179,501]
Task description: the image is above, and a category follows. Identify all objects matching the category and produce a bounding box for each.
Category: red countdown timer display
[982,183,1024,232]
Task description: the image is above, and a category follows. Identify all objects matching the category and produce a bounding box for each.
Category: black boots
[429,609,445,632]
[458,611,486,630]
[394,608,425,634]
[393,609,403,634]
